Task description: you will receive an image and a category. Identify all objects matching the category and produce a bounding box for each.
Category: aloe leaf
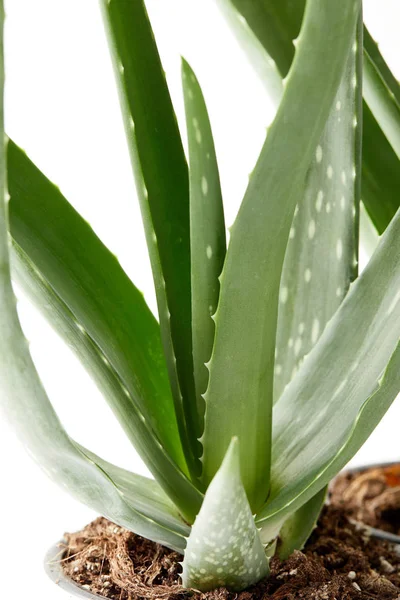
[274,21,362,399]
[363,27,400,160]
[217,0,400,234]
[256,207,400,539]
[214,0,283,106]
[0,42,184,557]
[202,0,361,512]
[277,486,327,560]
[99,0,200,472]
[9,208,202,523]
[181,59,226,427]
[7,141,186,470]
[360,202,379,259]
[362,102,400,234]
[78,445,190,539]
[182,438,269,592]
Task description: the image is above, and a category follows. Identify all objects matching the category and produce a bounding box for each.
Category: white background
[1,1,399,597]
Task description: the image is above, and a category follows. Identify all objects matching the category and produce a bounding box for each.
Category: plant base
[46,463,400,599]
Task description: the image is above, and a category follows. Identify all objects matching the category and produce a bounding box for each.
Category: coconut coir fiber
[60,467,400,600]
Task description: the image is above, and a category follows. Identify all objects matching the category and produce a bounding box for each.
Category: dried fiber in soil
[60,505,400,600]
[331,464,400,535]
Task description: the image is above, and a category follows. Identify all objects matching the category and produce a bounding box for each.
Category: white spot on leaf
[201,176,208,196]
[316,190,324,212]
[311,318,320,344]
[308,219,316,239]
[336,239,343,260]
[280,286,288,304]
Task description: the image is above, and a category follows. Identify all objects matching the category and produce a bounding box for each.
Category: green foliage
[219,0,400,235]
[1,0,399,593]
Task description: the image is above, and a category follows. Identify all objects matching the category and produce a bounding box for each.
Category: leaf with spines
[79,445,190,540]
[182,438,269,592]
[202,0,361,512]
[256,206,400,540]
[181,58,226,427]
[100,0,200,474]
[8,142,203,522]
[274,19,362,399]
[217,0,400,235]
[0,29,185,553]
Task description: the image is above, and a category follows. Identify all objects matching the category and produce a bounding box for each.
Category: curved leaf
[8,141,185,471]
[182,438,268,592]
[181,58,226,429]
[202,0,361,511]
[99,0,200,473]
[10,226,202,522]
[218,0,400,234]
[256,207,400,538]
[363,27,400,160]
[79,445,190,540]
[0,50,184,556]
[275,19,362,399]
[362,102,400,234]
[277,486,327,560]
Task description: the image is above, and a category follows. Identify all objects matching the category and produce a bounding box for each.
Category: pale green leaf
[7,140,187,475]
[79,445,190,540]
[277,486,327,560]
[275,21,361,399]
[363,27,400,161]
[217,1,400,234]
[99,0,200,474]
[256,207,400,539]
[0,35,184,554]
[182,438,269,592]
[10,240,203,522]
[181,58,226,428]
[202,0,361,511]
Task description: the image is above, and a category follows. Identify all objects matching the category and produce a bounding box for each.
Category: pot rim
[44,541,105,599]
[44,461,400,598]
[340,460,400,545]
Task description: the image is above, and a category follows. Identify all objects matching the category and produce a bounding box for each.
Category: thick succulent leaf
[99,0,200,472]
[10,236,202,523]
[202,0,361,512]
[218,0,400,234]
[277,486,327,560]
[79,445,190,539]
[363,27,400,160]
[359,203,379,259]
[362,102,400,234]
[274,23,361,399]
[214,0,283,106]
[181,59,226,427]
[7,141,186,472]
[182,439,269,592]
[0,46,183,556]
[256,208,400,538]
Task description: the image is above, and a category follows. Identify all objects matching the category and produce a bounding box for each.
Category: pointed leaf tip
[182,438,269,591]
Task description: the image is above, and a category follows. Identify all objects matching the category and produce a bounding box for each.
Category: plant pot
[333,461,400,545]
[45,462,400,599]
[45,542,104,599]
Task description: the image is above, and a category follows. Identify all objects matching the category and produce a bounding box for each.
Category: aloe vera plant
[1,0,400,594]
